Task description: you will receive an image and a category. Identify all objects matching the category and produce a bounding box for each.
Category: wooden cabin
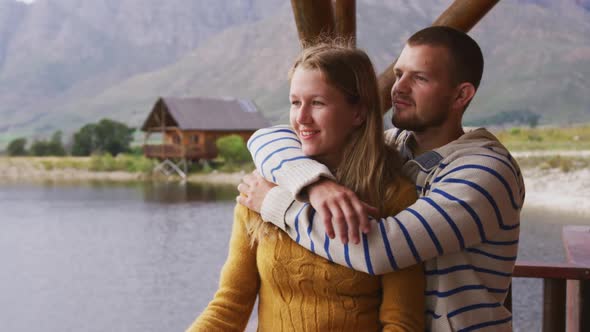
[141,97,269,161]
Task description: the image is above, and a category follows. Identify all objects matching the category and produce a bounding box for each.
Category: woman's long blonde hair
[247,41,403,244]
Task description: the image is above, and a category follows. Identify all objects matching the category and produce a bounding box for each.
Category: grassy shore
[0,155,252,185]
[493,125,590,151]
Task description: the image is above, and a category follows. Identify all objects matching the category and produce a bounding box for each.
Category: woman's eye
[291,100,301,106]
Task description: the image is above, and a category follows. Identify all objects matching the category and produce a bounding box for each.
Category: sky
[16,0,35,4]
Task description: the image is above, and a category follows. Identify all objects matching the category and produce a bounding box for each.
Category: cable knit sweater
[186,178,424,332]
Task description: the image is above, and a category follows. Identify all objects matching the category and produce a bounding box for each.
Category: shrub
[6,137,27,156]
[216,135,251,165]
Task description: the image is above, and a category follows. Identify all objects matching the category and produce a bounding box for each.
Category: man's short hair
[408,26,484,90]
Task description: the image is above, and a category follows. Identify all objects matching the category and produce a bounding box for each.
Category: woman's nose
[297,104,312,124]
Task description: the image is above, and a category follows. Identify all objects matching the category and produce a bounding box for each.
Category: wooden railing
[508,226,590,332]
[143,144,205,159]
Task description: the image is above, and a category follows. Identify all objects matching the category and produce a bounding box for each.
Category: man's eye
[416,76,427,81]
[312,100,324,106]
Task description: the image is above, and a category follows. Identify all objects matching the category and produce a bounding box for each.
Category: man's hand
[236,171,276,213]
[307,178,378,245]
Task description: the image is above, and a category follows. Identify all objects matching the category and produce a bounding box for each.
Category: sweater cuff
[260,186,294,230]
[273,160,335,201]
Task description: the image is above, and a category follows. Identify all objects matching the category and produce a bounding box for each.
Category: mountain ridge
[0,0,589,144]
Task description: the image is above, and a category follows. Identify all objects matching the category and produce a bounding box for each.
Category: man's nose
[392,75,410,96]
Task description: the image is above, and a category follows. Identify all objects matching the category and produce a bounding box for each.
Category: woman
[186,42,424,331]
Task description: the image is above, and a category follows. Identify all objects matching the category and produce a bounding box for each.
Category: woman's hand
[236,171,276,213]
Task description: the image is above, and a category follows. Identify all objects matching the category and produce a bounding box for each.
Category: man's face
[391,44,456,132]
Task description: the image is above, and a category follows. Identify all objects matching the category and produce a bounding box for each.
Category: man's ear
[453,83,476,109]
[352,106,367,126]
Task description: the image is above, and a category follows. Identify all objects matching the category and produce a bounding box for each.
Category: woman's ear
[453,83,476,110]
[352,106,367,126]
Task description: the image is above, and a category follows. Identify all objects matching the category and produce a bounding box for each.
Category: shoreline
[0,157,245,186]
[1,156,589,217]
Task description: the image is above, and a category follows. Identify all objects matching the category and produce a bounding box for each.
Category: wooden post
[543,278,566,332]
[333,0,356,46]
[377,0,500,114]
[290,0,335,46]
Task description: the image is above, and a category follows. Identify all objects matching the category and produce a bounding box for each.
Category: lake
[0,181,587,332]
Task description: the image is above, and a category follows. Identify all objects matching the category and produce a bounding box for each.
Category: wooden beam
[543,279,566,332]
[333,0,356,46]
[432,0,500,32]
[377,0,500,114]
[290,0,335,46]
[514,261,590,280]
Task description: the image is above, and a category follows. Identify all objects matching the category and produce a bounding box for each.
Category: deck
[510,226,590,331]
[143,144,212,160]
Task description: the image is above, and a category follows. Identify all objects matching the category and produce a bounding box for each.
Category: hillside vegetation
[0,0,588,146]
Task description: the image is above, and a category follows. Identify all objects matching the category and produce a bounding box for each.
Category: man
[239,26,525,331]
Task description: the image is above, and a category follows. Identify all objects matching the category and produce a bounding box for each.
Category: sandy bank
[521,168,590,218]
[0,157,244,186]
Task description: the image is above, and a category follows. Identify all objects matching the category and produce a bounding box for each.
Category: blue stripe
[362,233,375,275]
[448,302,502,318]
[425,310,442,319]
[466,248,517,261]
[260,146,300,178]
[432,188,487,242]
[485,238,519,245]
[307,209,316,253]
[323,233,333,262]
[270,156,311,182]
[406,208,443,255]
[343,244,353,269]
[425,264,512,277]
[441,178,519,231]
[393,216,421,263]
[422,197,465,249]
[425,285,508,297]
[434,164,521,209]
[457,315,512,332]
[293,203,308,244]
[488,147,526,197]
[247,127,295,149]
[378,219,399,270]
[254,137,301,161]
[469,153,519,183]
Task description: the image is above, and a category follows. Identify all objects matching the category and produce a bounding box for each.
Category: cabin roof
[141,97,270,131]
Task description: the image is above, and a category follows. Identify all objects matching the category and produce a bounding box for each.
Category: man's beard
[391,105,449,132]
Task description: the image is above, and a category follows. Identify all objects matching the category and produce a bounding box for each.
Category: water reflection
[141,181,238,203]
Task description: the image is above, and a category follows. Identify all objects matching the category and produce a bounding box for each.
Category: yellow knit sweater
[187,179,424,331]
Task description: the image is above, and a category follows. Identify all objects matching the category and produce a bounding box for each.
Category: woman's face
[289,67,363,169]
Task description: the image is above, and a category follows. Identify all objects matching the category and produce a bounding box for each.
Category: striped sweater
[248,125,525,332]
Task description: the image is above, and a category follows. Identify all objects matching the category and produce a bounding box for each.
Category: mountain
[0,0,284,140]
[0,0,589,145]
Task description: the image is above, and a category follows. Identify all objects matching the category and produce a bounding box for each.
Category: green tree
[48,131,66,156]
[216,135,251,164]
[30,140,50,156]
[29,131,67,156]
[71,124,97,156]
[71,119,134,156]
[95,119,135,156]
[6,137,28,156]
